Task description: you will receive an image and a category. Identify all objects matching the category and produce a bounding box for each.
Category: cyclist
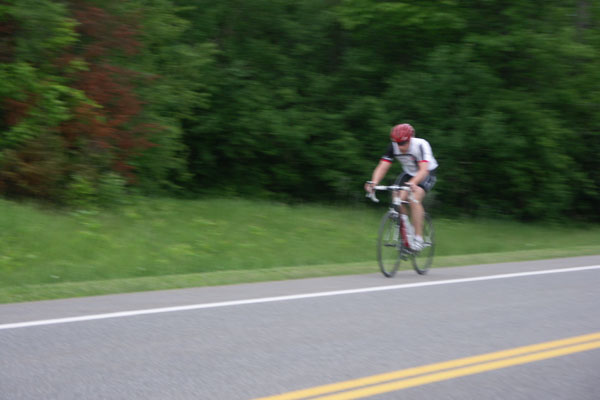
[364,123,438,250]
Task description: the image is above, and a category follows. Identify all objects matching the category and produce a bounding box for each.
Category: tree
[1,0,213,203]
[0,0,83,199]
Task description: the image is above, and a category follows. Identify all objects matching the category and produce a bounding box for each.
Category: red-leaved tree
[59,1,156,183]
[1,1,161,203]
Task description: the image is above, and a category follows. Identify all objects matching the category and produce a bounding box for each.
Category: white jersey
[381,138,438,176]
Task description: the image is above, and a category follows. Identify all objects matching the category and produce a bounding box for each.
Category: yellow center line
[253,332,600,400]
[311,340,600,400]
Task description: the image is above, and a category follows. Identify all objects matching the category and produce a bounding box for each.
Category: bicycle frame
[368,185,415,250]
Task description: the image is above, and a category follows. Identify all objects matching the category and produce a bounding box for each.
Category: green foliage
[1,0,599,221]
[0,0,83,151]
[0,63,87,149]
[0,133,67,200]
[65,173,96,209]
[64,171,128,209]
[7,0,78,62]
[129,0,217,193]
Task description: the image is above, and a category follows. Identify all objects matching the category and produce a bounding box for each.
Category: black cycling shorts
[394,171,437,193]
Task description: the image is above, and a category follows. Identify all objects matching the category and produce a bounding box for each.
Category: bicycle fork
[400,219,411,249]
[391,205,412,251]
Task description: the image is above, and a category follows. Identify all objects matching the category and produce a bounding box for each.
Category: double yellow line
[255,332,600,400]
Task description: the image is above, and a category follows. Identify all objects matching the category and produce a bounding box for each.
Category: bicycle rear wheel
[411,213,435,275]
[377,210,403,277]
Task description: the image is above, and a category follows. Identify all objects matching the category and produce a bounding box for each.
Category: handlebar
[366,185,412,203]
[374,185,411,191]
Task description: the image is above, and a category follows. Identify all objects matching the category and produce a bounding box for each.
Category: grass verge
[1,245,599,304]
[1,197,599,303]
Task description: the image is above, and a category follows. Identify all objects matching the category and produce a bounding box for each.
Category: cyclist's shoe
[412,236,425,252]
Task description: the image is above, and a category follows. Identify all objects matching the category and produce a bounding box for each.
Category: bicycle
[367,185,435,277]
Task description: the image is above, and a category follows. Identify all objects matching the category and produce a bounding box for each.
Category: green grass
[1,197,599,303]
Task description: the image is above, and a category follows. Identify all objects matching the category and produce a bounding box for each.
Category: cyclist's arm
[367,160,392,188]
[366,144,394,192]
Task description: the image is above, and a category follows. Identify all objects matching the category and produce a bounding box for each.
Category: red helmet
[390,124,415,143]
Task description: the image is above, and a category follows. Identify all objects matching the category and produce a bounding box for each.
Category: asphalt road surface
[1,256,599,400]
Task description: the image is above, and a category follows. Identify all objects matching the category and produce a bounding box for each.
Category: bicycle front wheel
[377,211,403,277]
[411,213,435,275]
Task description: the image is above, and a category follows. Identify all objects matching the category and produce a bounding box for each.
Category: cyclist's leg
[414,173,437,238]
[411,186,426,237]
[393,174,411,214]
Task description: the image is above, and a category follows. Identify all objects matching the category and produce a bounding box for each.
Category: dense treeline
[1,0,599,220]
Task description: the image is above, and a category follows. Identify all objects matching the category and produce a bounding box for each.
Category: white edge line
[1,265,599,331]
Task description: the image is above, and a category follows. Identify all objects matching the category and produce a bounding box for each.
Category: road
[1,256,599,399]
